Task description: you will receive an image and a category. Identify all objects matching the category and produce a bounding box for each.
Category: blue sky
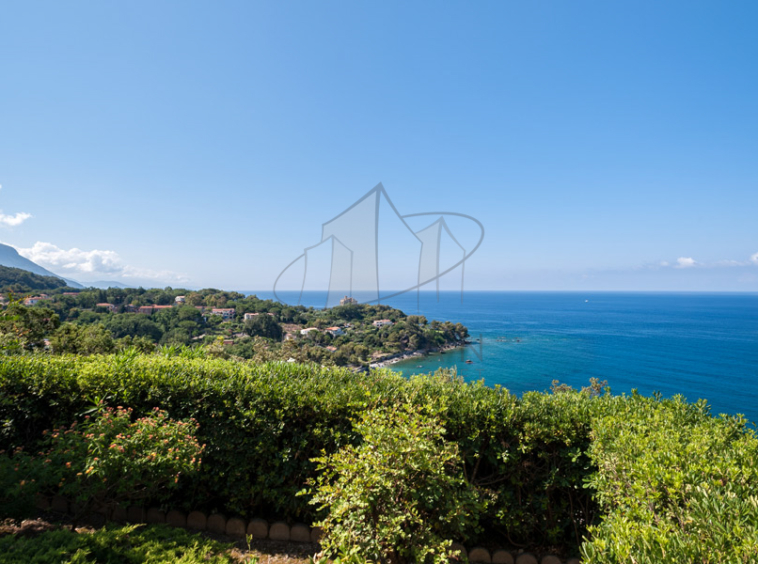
[0,1,756,291]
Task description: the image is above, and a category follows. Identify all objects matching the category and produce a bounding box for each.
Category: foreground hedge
[0,354,596,551]
[1,354,757,561]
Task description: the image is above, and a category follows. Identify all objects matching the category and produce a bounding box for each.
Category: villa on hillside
[372,319,393,328]
[243,312,275,320]
[96,303,117,312]
[24,295,50,306]
[325,326,344,337]
[211,308,236,320]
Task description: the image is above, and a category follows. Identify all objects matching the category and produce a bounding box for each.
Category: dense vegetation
[1,288,468,367]
[0,523,238,564]
[2,354,756,562]
[0,265,69,294]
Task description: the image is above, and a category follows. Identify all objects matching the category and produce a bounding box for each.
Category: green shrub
[0,444,43,518]
[0,523,237,564]
[308,403,481,564]
[581,392,758,563]
[40,405,204,516]
[0,355,595,550]
[0,405,204,520]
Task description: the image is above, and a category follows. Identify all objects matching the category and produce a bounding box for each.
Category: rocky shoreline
[368,340,469,369]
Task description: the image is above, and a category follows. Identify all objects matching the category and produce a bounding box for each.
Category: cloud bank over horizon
[15,241,188,284]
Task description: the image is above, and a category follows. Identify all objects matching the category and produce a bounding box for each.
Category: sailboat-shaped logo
[274,183,484,308]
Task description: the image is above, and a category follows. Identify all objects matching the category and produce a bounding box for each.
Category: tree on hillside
[0,301,60,352]
[51,323,115,355]
[244,315,283,341]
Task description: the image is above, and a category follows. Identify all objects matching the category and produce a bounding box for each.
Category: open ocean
[253,291,758,423]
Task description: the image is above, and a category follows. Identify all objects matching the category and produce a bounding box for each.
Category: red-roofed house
[211,308,236,320]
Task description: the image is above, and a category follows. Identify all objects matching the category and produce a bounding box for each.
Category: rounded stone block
[247,518,269,539]
[226,517,247,537]
[515,554,538,564]
[147,507,166,524]
[541,556,562,564]
[492,550,515,564]
[166,510,187,528]
[269,521,290,541]
[207,513,227,535]
[126,506,145,524]
[112,505,128,523]
[310,526,323,543]
[450,543,467,559]
[187,511,208,531]
[290,523,310,542]
[51,495,68,514]
[469,547,492,563]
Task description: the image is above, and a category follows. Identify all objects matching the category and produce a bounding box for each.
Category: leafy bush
[0,523,237,564]
[581,392,758,563]
[308,403,481,563]
[0,405,203,520]
[42,405,203,515]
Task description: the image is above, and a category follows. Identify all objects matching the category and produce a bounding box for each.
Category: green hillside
[0,264,69,293]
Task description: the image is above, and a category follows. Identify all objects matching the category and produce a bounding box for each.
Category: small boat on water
[465,360,474,364]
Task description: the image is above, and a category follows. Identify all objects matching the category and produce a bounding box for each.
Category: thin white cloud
[16,241,187,283]
[0,184,33,227]
[0,211,32,227]
[675,257,697,269]
[655,253,758,270]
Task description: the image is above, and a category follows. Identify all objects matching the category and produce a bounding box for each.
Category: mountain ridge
[0,243,83,288]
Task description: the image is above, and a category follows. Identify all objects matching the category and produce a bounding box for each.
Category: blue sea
[253,291,758,423]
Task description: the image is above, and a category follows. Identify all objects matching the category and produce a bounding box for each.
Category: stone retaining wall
[36,494,579,563]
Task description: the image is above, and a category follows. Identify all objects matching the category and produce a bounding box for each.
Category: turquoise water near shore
[255,291,758,423]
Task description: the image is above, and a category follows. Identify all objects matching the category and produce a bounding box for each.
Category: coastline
[368,341,468,369]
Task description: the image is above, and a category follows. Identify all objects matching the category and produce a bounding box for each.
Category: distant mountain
[0,243,83,288]
[85,280,131,289]
[0,264,69,293]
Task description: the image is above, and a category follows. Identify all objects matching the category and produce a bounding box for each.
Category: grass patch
[0,522,237,564]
